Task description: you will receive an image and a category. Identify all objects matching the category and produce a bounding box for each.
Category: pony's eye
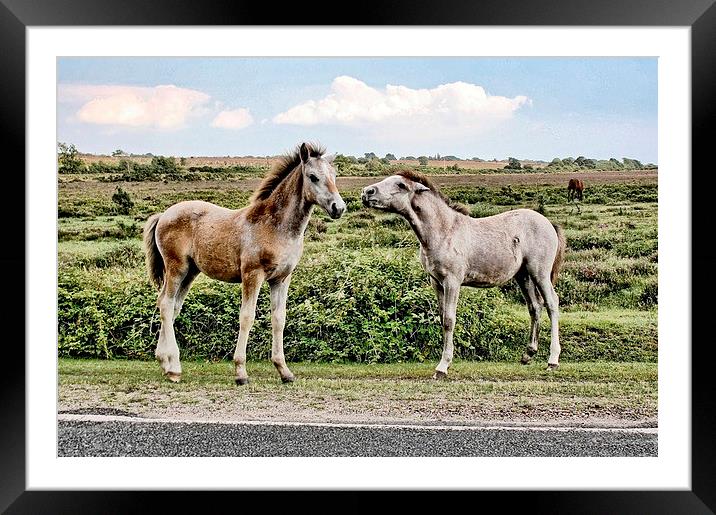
[309,174,319,183]
[398,183,407,190]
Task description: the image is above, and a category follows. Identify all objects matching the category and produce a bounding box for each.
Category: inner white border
[28,27,690,490]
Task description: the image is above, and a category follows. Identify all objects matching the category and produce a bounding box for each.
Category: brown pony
[143,143,346,384]
[567,178,584,201]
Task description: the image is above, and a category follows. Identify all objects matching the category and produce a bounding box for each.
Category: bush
[151,156,179,174]
[58,245,658,363]
[88,161,122,174]
[366,158,384,173]
[504,157,522,170]
[111,187,134,215]
[57,252,500,362]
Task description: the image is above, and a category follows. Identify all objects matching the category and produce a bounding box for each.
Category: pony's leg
[233,272,263,385]
[156,269,184,382]
[516,272,543,364]
[429,276,445,324]
[269,275,295,383]
[173,267,199,321]
[534,273,561,369]
[433,279,460,379]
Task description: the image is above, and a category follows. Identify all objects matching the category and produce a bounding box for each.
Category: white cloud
[58,84,211,130]
[211,108,254,130]
[273,76,530,128]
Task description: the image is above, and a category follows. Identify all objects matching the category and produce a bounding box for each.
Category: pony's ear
[413,183,430,193]
[299,143,310,163]
[324,153,336,164]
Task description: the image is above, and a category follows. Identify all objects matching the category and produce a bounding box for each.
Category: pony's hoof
[281,374,296,384]
[432,371,448,380]
[165,372,181,383]
[521,348,536,364]
[547,363,560,370]
[235,377,249,386]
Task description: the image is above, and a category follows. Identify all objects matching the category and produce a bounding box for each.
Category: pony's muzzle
[329,199,346,219]
[361,187,376,207]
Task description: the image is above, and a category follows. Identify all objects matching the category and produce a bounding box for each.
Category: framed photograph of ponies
[8,0,714,512]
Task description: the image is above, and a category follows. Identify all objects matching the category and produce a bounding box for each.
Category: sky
[57,57,658,163]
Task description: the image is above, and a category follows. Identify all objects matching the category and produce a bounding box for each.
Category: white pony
[362,170,566,378]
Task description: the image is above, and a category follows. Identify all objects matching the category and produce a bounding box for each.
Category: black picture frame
[3,1,713,512]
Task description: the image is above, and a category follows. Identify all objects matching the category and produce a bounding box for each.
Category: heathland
[58,159,657,366]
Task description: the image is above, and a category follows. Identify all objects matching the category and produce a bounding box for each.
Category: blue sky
[57,57,657,163]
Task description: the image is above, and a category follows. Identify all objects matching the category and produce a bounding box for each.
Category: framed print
[5,0,715,512]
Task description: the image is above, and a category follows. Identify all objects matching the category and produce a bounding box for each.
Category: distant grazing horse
[567,178,584,202]
[362,171,566,378]
[143,143,346,384]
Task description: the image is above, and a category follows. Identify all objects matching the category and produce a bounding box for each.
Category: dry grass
[59,359,657,428]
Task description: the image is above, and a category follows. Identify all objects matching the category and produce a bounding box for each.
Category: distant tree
[471,157,484,162]
[57,142,84,174]
[582,158,597,169]
[366,158,384,172]
[523,163,534,170]
[404,156,416,161]
[505,157,522,170]
[151,156,180,177]
[562,157,575,166]
[443,155,460,161]
[117,158,133,172]
[418,156,429,166]
[609,158,624,169]
[384,153,397,161]
[380,157,391,165]
[112,149,126,156]
[549,158,562,167]
[623,158,643,169]
[333,154,354,172]
[179,157,187,167]
[364,152,378,160]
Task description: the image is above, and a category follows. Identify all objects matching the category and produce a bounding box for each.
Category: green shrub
[58,246,658,363]
[58,142,85,174]
[111,187,134,215]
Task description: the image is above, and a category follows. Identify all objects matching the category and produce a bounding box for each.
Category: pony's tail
[551,223,566,285]
[143,213,165,290]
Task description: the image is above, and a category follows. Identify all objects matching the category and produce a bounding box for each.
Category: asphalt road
[58,417,657,457]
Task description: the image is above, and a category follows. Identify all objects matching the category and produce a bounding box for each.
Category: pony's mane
[251,143,325,202]
[396,170,470,215]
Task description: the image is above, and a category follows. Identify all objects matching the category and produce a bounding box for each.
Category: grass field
[58,171,658,366]
[57,168,658,426]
